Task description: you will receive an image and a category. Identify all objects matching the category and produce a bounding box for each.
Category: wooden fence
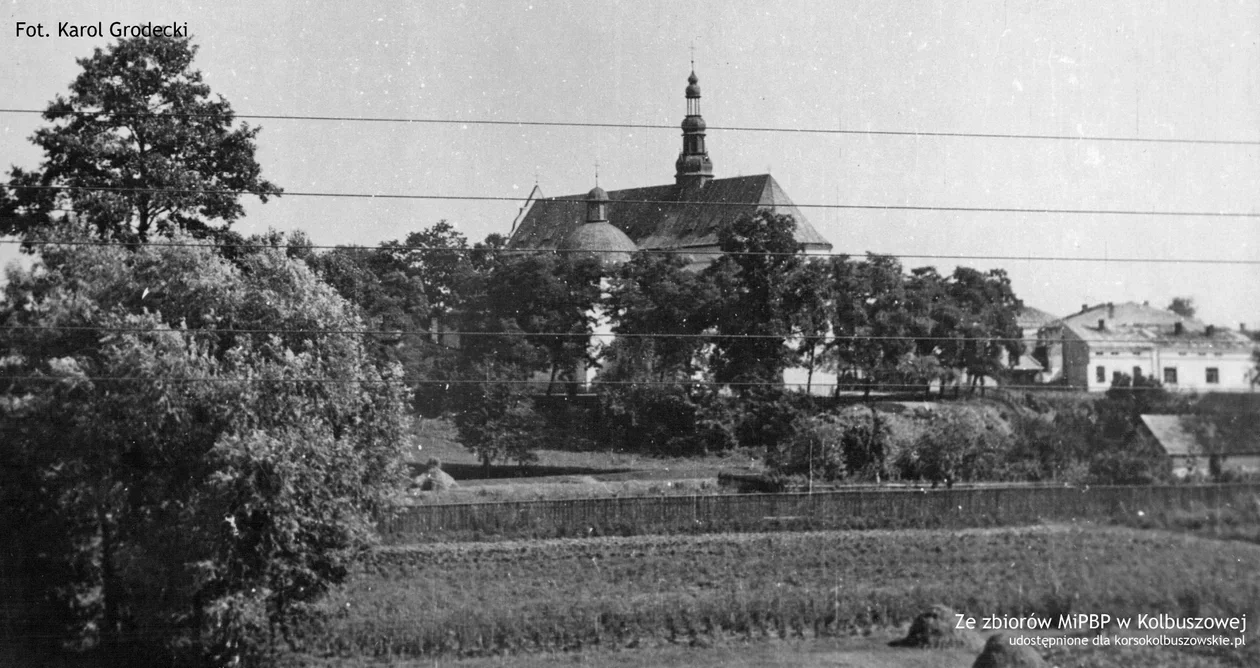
[380,482,1260,543]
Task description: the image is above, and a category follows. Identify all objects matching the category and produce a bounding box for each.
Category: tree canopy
[2,35,281,242]
[1166,296,1197,319]
[705,211,804,388]
[0,227,409,664]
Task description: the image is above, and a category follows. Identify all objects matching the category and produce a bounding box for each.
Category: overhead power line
[0,375,1186,392]
[1,107,1256,147]
[4,324,1248,347]
[3,183,1259,219]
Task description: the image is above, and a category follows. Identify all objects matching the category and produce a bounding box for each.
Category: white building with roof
[1038,302,1255,392]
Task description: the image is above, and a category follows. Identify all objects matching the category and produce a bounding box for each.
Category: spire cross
[689,43,695,69]
[594,160,600,186]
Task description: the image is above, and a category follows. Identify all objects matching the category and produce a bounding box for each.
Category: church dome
[587,186,609,202]
[681,115,706,131]
[560,220,636,266]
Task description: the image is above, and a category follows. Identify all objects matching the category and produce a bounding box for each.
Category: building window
[1206,368,1219,384]
[1164,367,1178,384]
[1096,366,1106,383]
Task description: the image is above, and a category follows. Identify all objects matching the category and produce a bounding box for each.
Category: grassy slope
[291,524,1260,664]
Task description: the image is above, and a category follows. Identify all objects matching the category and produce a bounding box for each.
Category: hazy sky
[3,0,1258,327]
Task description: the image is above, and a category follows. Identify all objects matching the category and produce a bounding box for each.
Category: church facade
[508,70,833,261]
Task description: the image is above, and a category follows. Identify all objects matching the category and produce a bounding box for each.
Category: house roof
[508,174,832,252]
[1141,414,1260,457]
[1061,321,1253,351]
[1047,301,1252,352]
[1141,415,1197,456]
[1010,353,1047,371]
[1062,301,1194,329]
[1016,306,1058,330]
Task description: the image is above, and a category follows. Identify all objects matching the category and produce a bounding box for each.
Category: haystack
[417,459,458,492]
[889,604,983,651]
[972,633,1047,668]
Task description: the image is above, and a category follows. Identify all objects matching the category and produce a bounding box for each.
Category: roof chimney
[1081,303,1088,313]
[1242,323,1248,333]
[1174,322,1184,336]
[1206,325,1216,337]
[1107,302,1115,319]
[1098,319,1106,331]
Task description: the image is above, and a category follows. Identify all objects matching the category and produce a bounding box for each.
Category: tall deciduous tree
[0,227,409,664]
[783,259,833,392]
[705,211,803,389]
[377,221,475,321]
[465,252,602,393]
[2,35,281,242]
[604,252,718,382]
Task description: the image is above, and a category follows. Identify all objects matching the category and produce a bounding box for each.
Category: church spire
[674,67,714,187]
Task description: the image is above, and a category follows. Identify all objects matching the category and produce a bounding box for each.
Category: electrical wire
[1,107,1256,146]
[0,375,1191,392]
[3,183,1259,218]
[1,234,1254,265]
[2,324,1249,347]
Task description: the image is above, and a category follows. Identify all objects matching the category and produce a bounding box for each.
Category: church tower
[674,69,714,188]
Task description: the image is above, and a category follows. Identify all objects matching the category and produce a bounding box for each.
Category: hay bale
[972,633,1047,668]
[889,605,983,650]
[417,460,458,492]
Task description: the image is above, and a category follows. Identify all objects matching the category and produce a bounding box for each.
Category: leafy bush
[732,388,810,451]
[595,384,737,455]
[894,406,1013,484]
[766,408,892,482]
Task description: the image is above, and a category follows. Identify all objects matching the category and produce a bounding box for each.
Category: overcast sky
[3,0,1258,327]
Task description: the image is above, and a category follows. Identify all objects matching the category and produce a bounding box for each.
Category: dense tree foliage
[705,211,804,388]
[0,228,409,665]
[2,35,281,242]
[603,252,718,382]
[452,379,544,477]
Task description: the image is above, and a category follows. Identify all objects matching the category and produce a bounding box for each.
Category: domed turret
[560,186,635,266]
[585,186,609,222]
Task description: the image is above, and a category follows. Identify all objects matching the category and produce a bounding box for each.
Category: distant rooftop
[1053,301,1252,350]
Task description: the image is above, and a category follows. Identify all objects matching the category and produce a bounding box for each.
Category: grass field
[288,523,1260,665]
[410,417,758,477]
[407,417,760,506]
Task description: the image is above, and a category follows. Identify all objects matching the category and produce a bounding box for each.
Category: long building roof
[508,174,832,252]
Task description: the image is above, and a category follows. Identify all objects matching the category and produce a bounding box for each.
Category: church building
[508,69,833,262]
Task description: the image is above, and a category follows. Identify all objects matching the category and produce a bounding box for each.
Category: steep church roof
[509,173,831,252]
